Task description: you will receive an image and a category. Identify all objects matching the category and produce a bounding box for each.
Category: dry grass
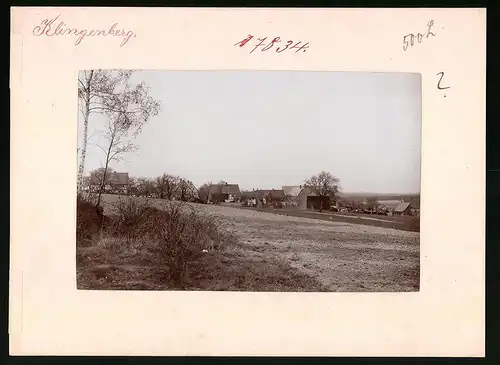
[77,195,327,291]
[77,195,419,292]
[77,241,326,291]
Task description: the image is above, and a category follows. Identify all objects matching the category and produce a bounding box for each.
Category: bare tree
[93,122,139,207]
[155,173,180,200]
[90,74,161,208]
[77,70,133,195]
[137,177,156,197]
[304,171,341,212]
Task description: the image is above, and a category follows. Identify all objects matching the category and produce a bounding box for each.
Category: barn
[208,184,223,203]
[223,184,241,201]
[208,183,241,203]
[393,202,412,216]
[298,186,331,211]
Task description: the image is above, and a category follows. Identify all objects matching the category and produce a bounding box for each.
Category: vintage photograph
[76,70,421,292]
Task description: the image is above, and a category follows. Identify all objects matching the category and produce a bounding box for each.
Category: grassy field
[77,194,420,292]
[228,205,419,232]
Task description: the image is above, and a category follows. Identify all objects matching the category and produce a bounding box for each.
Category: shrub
[98,197,235,286]
[148,202,233,285]
[110,196,156,239]
[76,196,102,243]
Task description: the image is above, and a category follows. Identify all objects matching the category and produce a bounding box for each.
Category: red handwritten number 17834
[234,35,310,54]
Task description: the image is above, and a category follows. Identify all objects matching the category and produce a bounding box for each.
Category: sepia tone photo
[76,70,421,292]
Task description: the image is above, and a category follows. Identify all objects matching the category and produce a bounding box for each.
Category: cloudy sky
[77,71,421,194]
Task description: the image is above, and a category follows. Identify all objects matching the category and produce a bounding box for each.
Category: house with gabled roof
[208,183,241,203]
[89,171,129,194]
[174,179,198,201]
[298,185,331,211]
[393,201,412,216]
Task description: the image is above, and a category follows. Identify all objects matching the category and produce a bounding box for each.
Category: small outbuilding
[393,201,412,216]
[298,186,331,211]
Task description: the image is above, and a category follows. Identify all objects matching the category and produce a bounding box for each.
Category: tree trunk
[95,133,114,209]
[77,70,94,196]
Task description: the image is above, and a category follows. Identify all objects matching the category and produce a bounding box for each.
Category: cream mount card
[10,7,485,356]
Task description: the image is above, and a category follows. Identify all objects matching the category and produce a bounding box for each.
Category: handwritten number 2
[436,72,450,90]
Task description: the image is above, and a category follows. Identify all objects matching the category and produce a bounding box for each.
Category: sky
[77,71,421,194]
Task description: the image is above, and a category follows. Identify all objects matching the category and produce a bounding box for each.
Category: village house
[263,189,286,206]
[174,179,198,201]
[251,189,284,205]
[376,199,405,213]
[298,186,331,211]
[240,190,258,206]
[208,183,241,203]
[393,201,412,216]
[89,171,129,194]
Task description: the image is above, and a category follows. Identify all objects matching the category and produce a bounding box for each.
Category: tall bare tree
[304,171,341,212]
[77,70,133,195]
[93,124,139,207]
[91,73,161,208]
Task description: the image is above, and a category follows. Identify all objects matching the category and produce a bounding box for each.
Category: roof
[377,199,403,208]
[222,184,241,195]
[90,172,129,185]
[209,183,241,196]
[241,191,258,199]
[394,202,411,212]
[254,189,273,199]
[208,185,223,195]
[265,190,285,200]
[178,179,197,193]
[298,186,318,197]
[282,186,302,197]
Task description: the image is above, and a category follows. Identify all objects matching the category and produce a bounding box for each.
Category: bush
[148,202,232,285]
[94,197,235,286]
[76,196,103,243]
[110,196,156,239]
